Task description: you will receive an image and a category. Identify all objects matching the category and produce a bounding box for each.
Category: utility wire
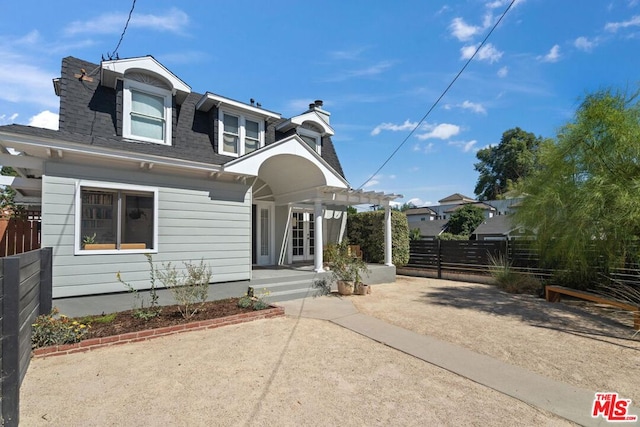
[357,0,517,190]
[106,0,137,60]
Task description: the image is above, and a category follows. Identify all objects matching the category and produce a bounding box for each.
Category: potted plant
[330,241,369,296]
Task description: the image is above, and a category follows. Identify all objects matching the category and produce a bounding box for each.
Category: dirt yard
[352,276,640,405]
[19,276,639,426]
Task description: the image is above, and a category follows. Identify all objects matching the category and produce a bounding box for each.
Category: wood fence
[0,217,41,257]
[0,248,52,426]
[400,239,552,282]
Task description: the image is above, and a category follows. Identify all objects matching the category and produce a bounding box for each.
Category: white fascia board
[196,92,281,119]
[275,111,334,136]
[224,135,348,188]
[0,132,225,176]
[101,56,191,94]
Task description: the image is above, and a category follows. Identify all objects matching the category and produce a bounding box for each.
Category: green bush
[346,210,409,266]
[237,288,271,310]
[32,307,90,349]
[156,259,212,319]
[437,232,470,241]
[488,252,541,295]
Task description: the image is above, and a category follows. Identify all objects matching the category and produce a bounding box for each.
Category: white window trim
[74,180,159,255]
[218,108,265,157]
[297,127,322,155]
[123,80,172,146]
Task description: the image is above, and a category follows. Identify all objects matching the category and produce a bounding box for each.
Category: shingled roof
[0,56,346,177]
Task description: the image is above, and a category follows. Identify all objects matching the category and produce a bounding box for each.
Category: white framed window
[219,109,264,157]
[123,80,172,145]
[75,181,159,254]
[297,127,322,155]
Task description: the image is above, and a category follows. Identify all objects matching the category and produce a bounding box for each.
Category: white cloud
[461,100,487,114]
[416,123,460,140]
[444,101,487,114]
[450,17,481,41]
[363,179,379,188]
[371,120,417,136]
[486,0,526,9]
[539,44,561,62]
[460,43,503,63]
[65,7,190,36]
[406,197,425,207]
[28,110,58,130]
[574,36,595,52]
[0,113,19,125]
[605,15,640,32]
[497,66,509,77]
[448,139,478,152]
[0,46,59,108]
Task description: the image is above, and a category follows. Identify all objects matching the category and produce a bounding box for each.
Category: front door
[291,211,315,262]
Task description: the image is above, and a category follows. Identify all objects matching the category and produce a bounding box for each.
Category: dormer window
[297,124,322,155]
[219,110,264,157]
[123,80,172,145]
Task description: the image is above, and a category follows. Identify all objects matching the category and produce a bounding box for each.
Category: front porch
[53,263,396,317]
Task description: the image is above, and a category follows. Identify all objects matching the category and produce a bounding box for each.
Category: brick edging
[33,306,285,358]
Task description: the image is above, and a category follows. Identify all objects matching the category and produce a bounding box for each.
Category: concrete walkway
[276,295,639,427]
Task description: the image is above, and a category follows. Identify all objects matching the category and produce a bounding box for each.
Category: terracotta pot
[337,280,354,296]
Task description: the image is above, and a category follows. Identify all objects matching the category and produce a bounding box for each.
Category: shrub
[488,252,541,295]
[116,254,161,320]
[32,307,90,349]
[346,210,410,266]
[312,278,332,297]
[156,259,212,319]
[237,288,271,310]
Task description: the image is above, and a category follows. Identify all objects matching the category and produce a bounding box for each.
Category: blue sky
[1,0,639,206]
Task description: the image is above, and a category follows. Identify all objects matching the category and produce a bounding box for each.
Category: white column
[314,199,324,272]
[384,205,393,266]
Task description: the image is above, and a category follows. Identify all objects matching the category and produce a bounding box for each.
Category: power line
[357,0,517,190]
[105,0,137,61]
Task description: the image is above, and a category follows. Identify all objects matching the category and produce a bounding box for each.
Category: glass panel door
[291,211,314,262]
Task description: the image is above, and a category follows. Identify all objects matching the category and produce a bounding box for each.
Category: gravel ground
[20,276,637,426]
[351,276,640,405]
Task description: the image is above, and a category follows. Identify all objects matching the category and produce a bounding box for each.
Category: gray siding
[42,162,251,297]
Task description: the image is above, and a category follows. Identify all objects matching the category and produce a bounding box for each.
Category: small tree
[514,88,640,286]
[446,205,485,237]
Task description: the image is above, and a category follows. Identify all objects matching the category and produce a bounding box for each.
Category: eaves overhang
[196,92,281,120]
[0,131,232,179]
[275,111,335,136]
[101,56,191,103]
[223,134,347,188]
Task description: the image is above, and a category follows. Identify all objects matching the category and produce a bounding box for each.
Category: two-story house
[0,56,399,297]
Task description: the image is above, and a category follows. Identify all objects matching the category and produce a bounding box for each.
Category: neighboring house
[406,193,526,239]
[472,215,530,241]
[410,219,448,240]
[0,56,399,297]
[405,207,437,227]
[442,202,496,219]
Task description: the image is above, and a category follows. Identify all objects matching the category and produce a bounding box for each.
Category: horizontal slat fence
[0,248,52,427]
[404,239,553,281]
